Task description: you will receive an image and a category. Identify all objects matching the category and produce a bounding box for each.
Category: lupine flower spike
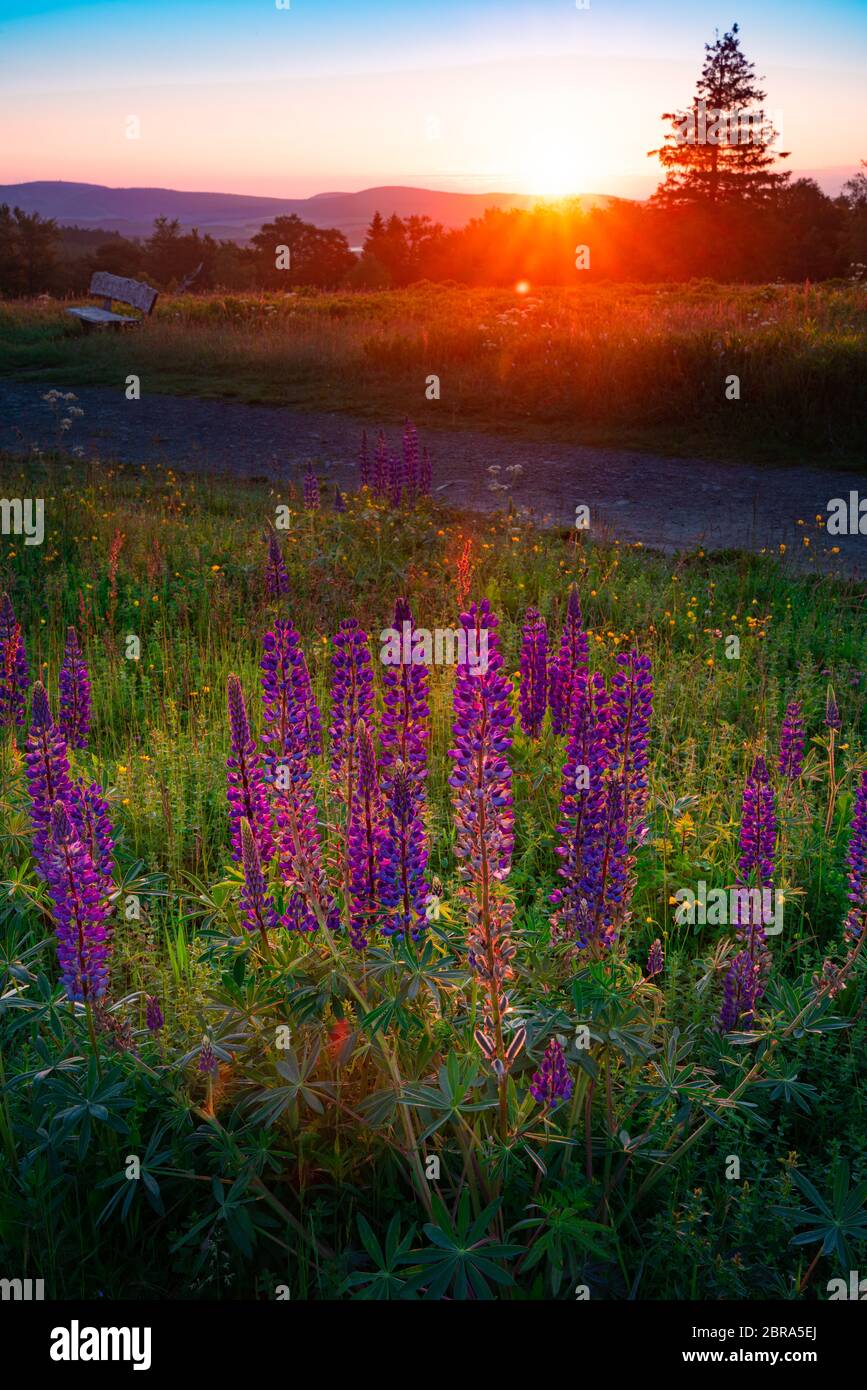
[264,524,289,600]
[519,606,548,739]
[449,599,522,1127]
[226,674,275,864]
[303,465,320,512]
[239,816,279,949]
[58,626,92,750]
[719,757,777,1031]
[779,700,804,781]
[25,682,73,873]
[646,938,664,977]
[549,585,588,736]
[347,720,384,949]
[844,771,867,945]
[530,1037,573,1109]
[44,799,112,1002]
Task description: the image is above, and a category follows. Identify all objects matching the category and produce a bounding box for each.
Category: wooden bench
[66,272,158,329]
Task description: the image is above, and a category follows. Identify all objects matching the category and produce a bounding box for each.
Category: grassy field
[0,448,865,1300]
[2,281,866,464]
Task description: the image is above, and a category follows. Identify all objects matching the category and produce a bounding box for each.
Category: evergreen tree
[649,24,790,206]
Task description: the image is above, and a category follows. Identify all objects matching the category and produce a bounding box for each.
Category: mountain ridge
[0,180,619,243]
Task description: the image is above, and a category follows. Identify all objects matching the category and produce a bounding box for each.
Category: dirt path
[1,380,863,573]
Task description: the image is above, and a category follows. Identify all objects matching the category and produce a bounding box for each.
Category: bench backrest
[89,272,158,316]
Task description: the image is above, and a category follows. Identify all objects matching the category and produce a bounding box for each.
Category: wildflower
[778,700,804,780]
[609,649,653,836]
[844,771,867,943]
[70,780,114,893]
[646,938,664,977]
[44,800,112,1003]
[226,674,275,864]
[58,626,91,750]
[329,619,374,803]
[303,465,320,511]
[198,1036,218,1075]
[549,585,588,736]
[719,757,777,1031]
[146,995,164,1031]
[347,720,384,949]
[825,687,841,731]
[264,524,289,600]
[261,620,322,762]
[449,600,523,1096]
[25,682,73,872]
[530,1038,573,1107]
[379,761,429,940]
[519,606,548,739]
[239,816,279,945]
[0,593,29,729]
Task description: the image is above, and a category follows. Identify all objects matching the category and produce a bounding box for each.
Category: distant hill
[0,181,619,244]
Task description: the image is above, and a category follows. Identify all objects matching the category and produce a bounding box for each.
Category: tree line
[1,27,866,296]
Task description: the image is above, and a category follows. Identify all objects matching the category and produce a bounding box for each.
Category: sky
[1,0,865,198]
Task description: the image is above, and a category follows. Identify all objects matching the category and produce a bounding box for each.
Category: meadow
[0,433,865,1301]
[1,280,866,464]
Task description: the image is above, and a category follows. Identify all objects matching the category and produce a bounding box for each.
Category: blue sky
[2,1,865,195]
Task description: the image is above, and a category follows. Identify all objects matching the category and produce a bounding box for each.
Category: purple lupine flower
[844,770,867,943]
[379,762,429,939]
[0,593,29,729]
[70,779,114,894]
[358,429,371,488]
[530,1037,573,1107]
[264,525,289,600]
[419,446,432,496]
[261,624,331,928]
[719,950,760,1032]
[779,700,805,780]
[329,619,374,798]
[380,598,429,803]
[825,687,841,731]
[333,484,346,513]
[402,420,419,496]
[303,465,320,512]
[720,756,777,1031]
[226,674,275,864]
[609,649,653,835]
[449,600,523,1083]
[373,431,388,497]
[58,626,91,750]
[347,720,384,949]
[738,756,777,890]
[549,585,588,736]
[551,670,629,953]
[25,682,73,872]
[519,606,548,739]
[646,937,664,977]
[387,451,403,508]
[146,995,164,1031]
[239,816,279,943]
[261,620,322,763]
[44,799,112,1002]
[198,1037,218,1075]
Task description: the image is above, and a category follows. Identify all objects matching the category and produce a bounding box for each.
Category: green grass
[2,280,866,465]
[0,452,865,1300]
